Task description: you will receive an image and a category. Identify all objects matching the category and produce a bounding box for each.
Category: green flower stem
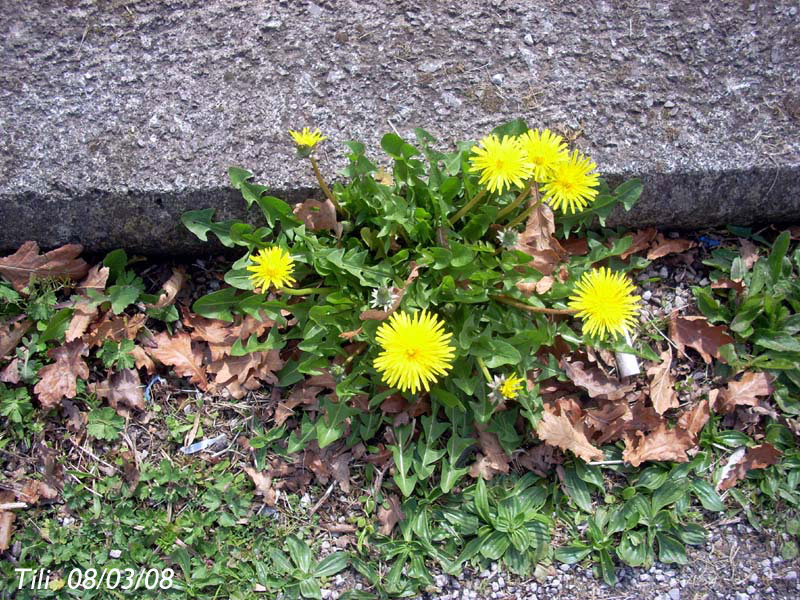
[309,156,344,214]
[496,179,534,220]
[476,357,493,384]
[492,294,577,316]
[448,189,487,226]
[506,188,543,230]
[281,287,336,296]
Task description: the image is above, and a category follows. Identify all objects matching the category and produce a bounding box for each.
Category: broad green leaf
[479,530,510,560]
[107,284,141,314]
[269,549,293,574]
[389,424,418,497]
[40,308,72,343]
[677,523,707,545]
[690,480,725,512]
[316,398,358,449]
[554,543,593,564]
[192,288,240,322]
[617,531,647,567]
[656,531,688,564]
[315,552,349,577]
[651,478,689,513]
[562,463,593,513]
[599,548,617,586]
[286,535,313,573]
[299,578,322,600]
[768,230,790,282]
[474,477,492,524]
[181,208,235,247]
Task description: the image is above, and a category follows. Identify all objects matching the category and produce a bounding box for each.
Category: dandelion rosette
[373,310,455,394]
[518,128,569,183]
[289,127,327,149]
[247,247,296,293]
[568,267,641,340]
[540,150,600,214]
[469,134,533,195]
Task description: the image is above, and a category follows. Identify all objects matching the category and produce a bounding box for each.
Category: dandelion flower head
[489,373,525,402]
[518,129,569,183]
[247,247,296,293]
[469,134,533,195]
[373,310,455,394]
[289,127,327,149]
[568,267,640,340]
[540,150,600,214]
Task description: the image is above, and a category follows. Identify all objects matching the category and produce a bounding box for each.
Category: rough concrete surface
[1,0,799,254]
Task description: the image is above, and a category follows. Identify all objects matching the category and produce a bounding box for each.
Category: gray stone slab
[1,0,799,255]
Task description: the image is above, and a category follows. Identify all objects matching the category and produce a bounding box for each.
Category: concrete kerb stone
[1,0,799,254]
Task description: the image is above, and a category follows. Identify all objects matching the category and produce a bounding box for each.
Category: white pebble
[109,549,122,559]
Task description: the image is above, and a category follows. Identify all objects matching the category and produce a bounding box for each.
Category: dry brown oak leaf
[91,368,146,414]
[623,423,694,467]
[514,200,568,276]
[710,371,774,414]
[0,241,89,292]
[719,443,782,491]
[377,493,405,536]
[145,268,186,309]
[469,428,511,480]
[669,314,734,364]
[646,347,679,415]
[66,264,110,342]
[536,404,604,462]
[0,318,31,359]
[148,331,208,390]
[646,234,697,260]
[33,341,89,410]
[561,358,633,401]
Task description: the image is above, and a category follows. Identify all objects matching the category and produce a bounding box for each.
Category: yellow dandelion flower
[469,134,533,195]
[247,247,296,293]
[489,373,525,401]
[518,128,569,182]
[289,127,327,149]
[568,267,641,340]
[373,310,455,394]
[540,150,600,214]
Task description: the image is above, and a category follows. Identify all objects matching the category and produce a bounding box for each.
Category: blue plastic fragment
[144,375,166,403]
[698,235,720,248]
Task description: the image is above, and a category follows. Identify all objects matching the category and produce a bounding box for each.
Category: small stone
[640,573,651,581]
[761,559,772,568]
[642,289,653,301]
[300,493,311,506]
[772,556,782,565]
[746,586,756,595]
[734,593,748,600]
[334,575,345,586]
[659,266,669,279]
[749,574,758,584]
[321,590,332,600]
[491,581,499,592]
[491,73,504,86]
[668,588,680,600]
[109,549,122,559]
[559,564,571,573]
[786,570,798,581]
[435,574,448,588]
[524,33,534,45]
[480,569,491,579]
[497,577,505,588]
[321,541,331,551]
